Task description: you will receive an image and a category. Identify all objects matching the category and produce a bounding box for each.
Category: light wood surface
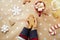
[0,0,60,40]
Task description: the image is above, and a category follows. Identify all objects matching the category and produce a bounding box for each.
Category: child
[19,15,38,40]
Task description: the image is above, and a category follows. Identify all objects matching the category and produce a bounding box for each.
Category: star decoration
[0,24,9,33]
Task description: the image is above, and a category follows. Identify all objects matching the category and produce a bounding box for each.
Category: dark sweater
[19,27,38,40]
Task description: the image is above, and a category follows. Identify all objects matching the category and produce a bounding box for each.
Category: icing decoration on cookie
[49,24,60,36]
[23,0,31,4]
[34,1,45,16]
[27,15,36,28]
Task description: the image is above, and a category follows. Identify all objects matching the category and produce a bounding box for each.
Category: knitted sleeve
[19,27,30,40]
[29,30,38,40]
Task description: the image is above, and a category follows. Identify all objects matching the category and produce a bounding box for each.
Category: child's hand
[27,15,35,29]
[27,14,38,30]
[32,16,38,30]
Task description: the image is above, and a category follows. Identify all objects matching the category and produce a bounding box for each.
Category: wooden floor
[0,0,60,40]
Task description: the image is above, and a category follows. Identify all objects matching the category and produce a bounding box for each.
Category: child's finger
[33,16,37,28]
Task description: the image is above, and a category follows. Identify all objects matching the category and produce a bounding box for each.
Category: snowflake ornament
[11,5,22,16]
[0,24,9,33]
